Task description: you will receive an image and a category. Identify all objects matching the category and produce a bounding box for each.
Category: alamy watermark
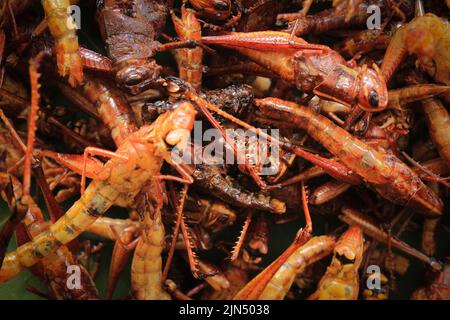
[67,5,81,30]
[367,4,382,30]
[65,263,384,291]
[66,265,81,290]
[366,265,382,290]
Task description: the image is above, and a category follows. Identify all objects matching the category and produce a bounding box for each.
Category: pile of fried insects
[0,0,448,300]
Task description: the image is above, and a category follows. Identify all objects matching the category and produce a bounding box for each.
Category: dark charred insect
[96,0,168,94]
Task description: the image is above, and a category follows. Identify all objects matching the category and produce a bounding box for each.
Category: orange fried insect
[0,102,197,284]
[202,31,388,112]
[309,84,449,116]
[381,14,450,85]
[255,97,443,216]
[234,234,335,300]
[47,88,200,296]
[172,6,203,92]
[131,181,171,300]
[79,74,138,145]
[309,225,364,300]
[421,98,450,168]
[41,0,83,87]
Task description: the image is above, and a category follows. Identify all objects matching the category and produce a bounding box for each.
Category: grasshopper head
[334,225,364,269]
[357,64,388,112]
[116,59,162,95]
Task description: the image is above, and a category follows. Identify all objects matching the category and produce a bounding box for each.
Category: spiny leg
[166,182,201,278]
[180,215,200,278]
[301,182,312,234]
[230,210,253,261]
[23,55,43,197]
[162,183,188,282]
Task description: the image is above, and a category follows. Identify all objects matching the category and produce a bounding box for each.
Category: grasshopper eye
[214,0,230,10]
[368,90,379,107]
[125,73,144,86]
